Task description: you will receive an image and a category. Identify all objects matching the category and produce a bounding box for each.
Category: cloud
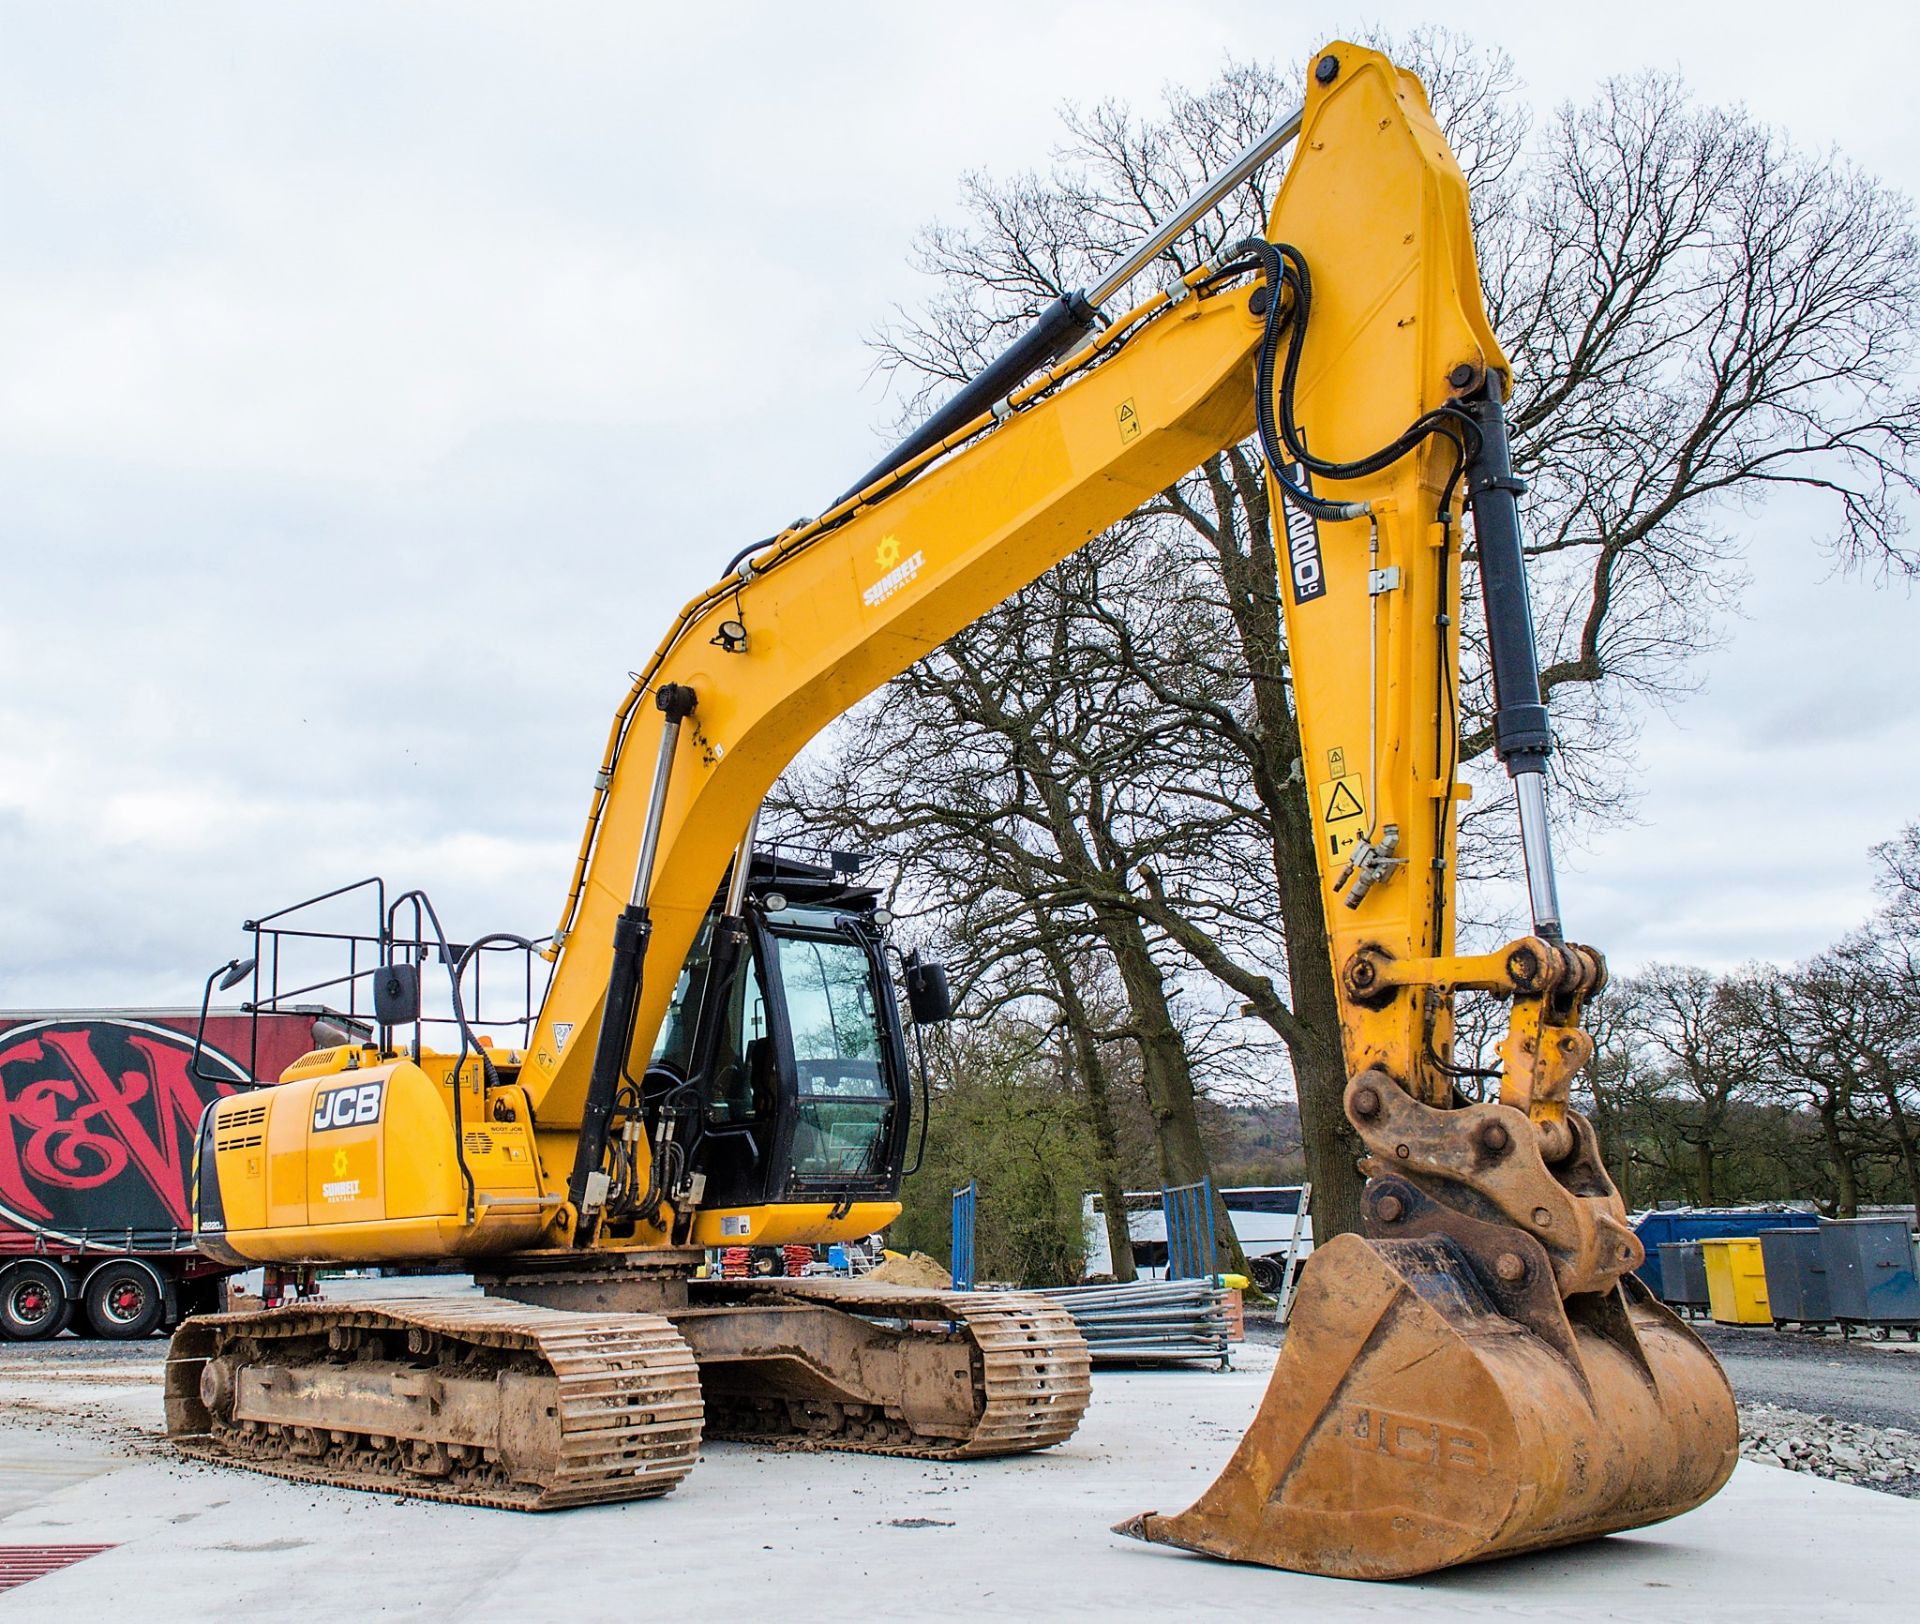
[0,1,1911,1014]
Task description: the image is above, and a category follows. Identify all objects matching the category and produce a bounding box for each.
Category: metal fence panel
[1162,1179,1215,1281]
[950,1180,977,1291]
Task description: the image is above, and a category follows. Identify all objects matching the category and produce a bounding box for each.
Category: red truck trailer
[0,1006,338,1339]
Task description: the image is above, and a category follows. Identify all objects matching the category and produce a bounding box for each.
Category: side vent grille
[214,1099,267,1152]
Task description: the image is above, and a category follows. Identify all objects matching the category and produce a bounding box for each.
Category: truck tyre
[172,1273,224,1322]
[1248,1256,1286,1294]
[1,1261,74,1340]
[83,1260,167,1339]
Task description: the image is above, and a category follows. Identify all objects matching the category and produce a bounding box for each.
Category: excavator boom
[168,40,1735,1575]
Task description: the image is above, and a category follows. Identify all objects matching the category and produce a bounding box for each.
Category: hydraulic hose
[1230,236,1478,526]
[834,290,1100,507]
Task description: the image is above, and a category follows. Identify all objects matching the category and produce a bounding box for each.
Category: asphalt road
[1694,1322,1920,1431]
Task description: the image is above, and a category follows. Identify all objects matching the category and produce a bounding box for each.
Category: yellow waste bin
[1700,1237,1772,1324]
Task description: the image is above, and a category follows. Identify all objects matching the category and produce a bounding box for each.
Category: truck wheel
[84,1261,166,1339]
[1,1262,72,1340]
[1249,1256,1285,1294]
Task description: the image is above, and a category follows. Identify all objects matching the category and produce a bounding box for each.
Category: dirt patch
[865,1252,952,1289]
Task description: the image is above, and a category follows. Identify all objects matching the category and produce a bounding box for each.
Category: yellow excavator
[165,41,1737,1579]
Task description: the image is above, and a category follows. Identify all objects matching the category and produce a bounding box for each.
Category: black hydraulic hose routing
[1235,239,1373,526]
[1232,235,1476,527]
[722,532,776,578]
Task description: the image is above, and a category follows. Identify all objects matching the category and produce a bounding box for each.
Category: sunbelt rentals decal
[323,1146,362,1203]
[862,534,924,608]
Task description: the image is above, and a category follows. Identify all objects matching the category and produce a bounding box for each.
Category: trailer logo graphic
[0,1019,248,1236]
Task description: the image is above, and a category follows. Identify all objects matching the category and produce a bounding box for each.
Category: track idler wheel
[1117,1228,1738,1580]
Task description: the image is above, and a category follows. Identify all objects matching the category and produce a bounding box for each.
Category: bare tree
[1578,992,1663,1207]
[1872,822,1920,931]
[779,534,1268,1273]
[1846,832,1920,1207]
[1738,959,1879,1216]
[1604,966,1766,1204]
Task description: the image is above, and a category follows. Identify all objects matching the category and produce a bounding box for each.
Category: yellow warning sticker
[1116,397,1140,442]
[1319,772,1367,859]
[1327,746,1347,777]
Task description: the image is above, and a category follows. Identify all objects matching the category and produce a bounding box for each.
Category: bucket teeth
[1118,1234,1738,1580]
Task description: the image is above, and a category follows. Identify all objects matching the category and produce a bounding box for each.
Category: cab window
[651,916,769,1124]
[773,929,892,1180]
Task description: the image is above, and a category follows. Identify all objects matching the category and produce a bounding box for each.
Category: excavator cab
[649,853,917,1214]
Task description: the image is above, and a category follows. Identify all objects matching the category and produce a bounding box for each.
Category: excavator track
[679,1278,1092,1459]
[165,1297,703,1510]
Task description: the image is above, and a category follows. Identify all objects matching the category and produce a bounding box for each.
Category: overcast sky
[1,0,1916,1013]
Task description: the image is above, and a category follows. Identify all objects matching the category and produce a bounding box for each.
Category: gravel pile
[1740,1402,1920,1497]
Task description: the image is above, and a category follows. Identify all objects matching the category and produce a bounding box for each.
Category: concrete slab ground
[1,1320,1913,1621]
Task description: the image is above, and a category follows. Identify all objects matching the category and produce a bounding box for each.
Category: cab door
[761,921,907,1201]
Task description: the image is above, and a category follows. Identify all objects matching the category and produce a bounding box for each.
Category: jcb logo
[312,1080,384,1133]
[1344,1405,1489,1474]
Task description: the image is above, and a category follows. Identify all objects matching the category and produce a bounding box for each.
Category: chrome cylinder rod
[629,687,697,907]
[1460,389,1565,944]
[723,806,762,917]
[572,683,699,1225]
[1086,102,1305,309]
[1514,769,1563,941]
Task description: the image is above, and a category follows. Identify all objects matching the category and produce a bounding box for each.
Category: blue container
[1820,1217,1920,1329]
[1632,1209,1819,1298]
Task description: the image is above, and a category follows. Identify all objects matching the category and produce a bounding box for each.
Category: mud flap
[1116,1233,1738,1580]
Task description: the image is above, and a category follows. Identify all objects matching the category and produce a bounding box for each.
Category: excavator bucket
[1117,1230,1738,1580]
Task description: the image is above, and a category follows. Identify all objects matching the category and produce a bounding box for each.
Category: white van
[1082,1186,1312,1291]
